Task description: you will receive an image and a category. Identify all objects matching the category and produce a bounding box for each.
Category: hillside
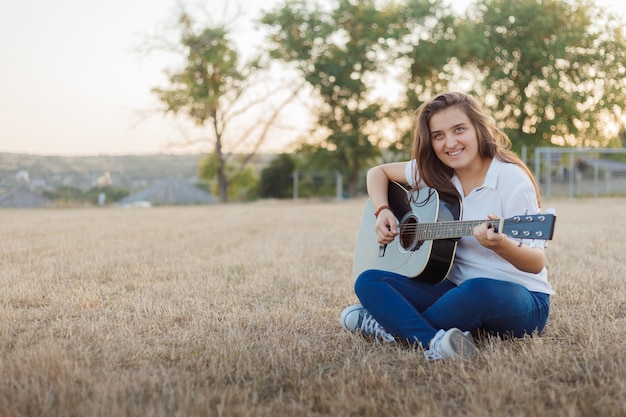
[0,153,204,193]
[0,153,273,193]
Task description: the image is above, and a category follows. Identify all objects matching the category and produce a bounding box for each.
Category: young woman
[340,92,553,361]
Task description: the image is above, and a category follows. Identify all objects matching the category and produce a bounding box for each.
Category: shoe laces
[424,329,447,361]
[424,329,477,361]
[359,313,395,343]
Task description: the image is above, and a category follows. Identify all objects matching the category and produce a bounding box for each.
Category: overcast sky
[0,0,624,156]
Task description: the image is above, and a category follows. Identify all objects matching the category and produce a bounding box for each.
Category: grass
[0,197,625,417]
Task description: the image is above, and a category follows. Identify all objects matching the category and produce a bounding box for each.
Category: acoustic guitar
[352,182,556,284]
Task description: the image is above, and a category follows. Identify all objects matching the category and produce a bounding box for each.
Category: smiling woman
[428,106,492,195]
[340,91,551,361]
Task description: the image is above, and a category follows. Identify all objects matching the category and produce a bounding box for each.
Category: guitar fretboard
[408,218,505,241]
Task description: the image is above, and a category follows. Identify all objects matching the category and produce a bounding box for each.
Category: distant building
[0,185,52,208]
[118,178,216,207]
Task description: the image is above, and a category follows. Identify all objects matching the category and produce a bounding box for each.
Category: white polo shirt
[405,158,554,294]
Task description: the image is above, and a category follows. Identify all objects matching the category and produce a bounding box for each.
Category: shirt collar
[451,157,501,192]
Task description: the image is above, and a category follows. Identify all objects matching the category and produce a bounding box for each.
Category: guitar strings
[400,220,485,240]
[399,220,548,240]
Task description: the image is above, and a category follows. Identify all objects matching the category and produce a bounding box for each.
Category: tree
[261,0,451,197]
[149,8,298,202]
[43,185,129,205]
[450,0,626,151]
[198,152,259,201]
[259,153,295,199]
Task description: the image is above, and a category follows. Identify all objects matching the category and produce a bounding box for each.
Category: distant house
[0,185,52,208]
[584,158,626,176]
[118,178,216,207]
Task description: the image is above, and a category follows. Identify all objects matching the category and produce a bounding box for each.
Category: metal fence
[532,147,626,198]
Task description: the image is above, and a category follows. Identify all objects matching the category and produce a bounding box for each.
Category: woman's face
[429,105,482,173]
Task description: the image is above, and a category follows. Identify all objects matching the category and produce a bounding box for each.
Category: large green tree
[261,0,452,196]
[449,0,626,151]
[151,11,297,202]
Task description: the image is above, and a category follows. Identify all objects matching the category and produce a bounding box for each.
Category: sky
[0,0,625,156]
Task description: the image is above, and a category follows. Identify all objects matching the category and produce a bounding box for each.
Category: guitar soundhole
[399,215,422,251]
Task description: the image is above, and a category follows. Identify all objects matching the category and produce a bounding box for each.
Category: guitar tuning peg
[546,208,556,215]
[522,208,534,222]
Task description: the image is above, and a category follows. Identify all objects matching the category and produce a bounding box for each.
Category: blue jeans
[354,269,550,348]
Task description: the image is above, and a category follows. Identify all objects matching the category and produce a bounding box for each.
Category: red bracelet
[374,205,391,218]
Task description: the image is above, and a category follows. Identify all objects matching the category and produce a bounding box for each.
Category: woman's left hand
[473,214,507,250]
[473,214,546,273]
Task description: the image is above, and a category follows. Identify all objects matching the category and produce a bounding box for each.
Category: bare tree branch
[233,81,306,173]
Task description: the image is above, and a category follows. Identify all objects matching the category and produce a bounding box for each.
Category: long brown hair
[411,92,541,205]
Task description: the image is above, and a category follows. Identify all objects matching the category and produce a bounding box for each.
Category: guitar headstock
[501,213,556,241]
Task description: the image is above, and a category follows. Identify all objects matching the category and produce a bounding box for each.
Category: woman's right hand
[366,161,408,244]
[375,209,398,244]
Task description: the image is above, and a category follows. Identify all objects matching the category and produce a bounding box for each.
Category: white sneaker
[424,328,478,361]
[339,304,395,343]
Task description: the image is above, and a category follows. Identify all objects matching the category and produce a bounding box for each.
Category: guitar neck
[414,218,503,241]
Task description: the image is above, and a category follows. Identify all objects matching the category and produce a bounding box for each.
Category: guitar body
[352,182,462,284]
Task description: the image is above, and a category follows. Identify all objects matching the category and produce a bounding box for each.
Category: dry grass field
[1,197,625,417]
